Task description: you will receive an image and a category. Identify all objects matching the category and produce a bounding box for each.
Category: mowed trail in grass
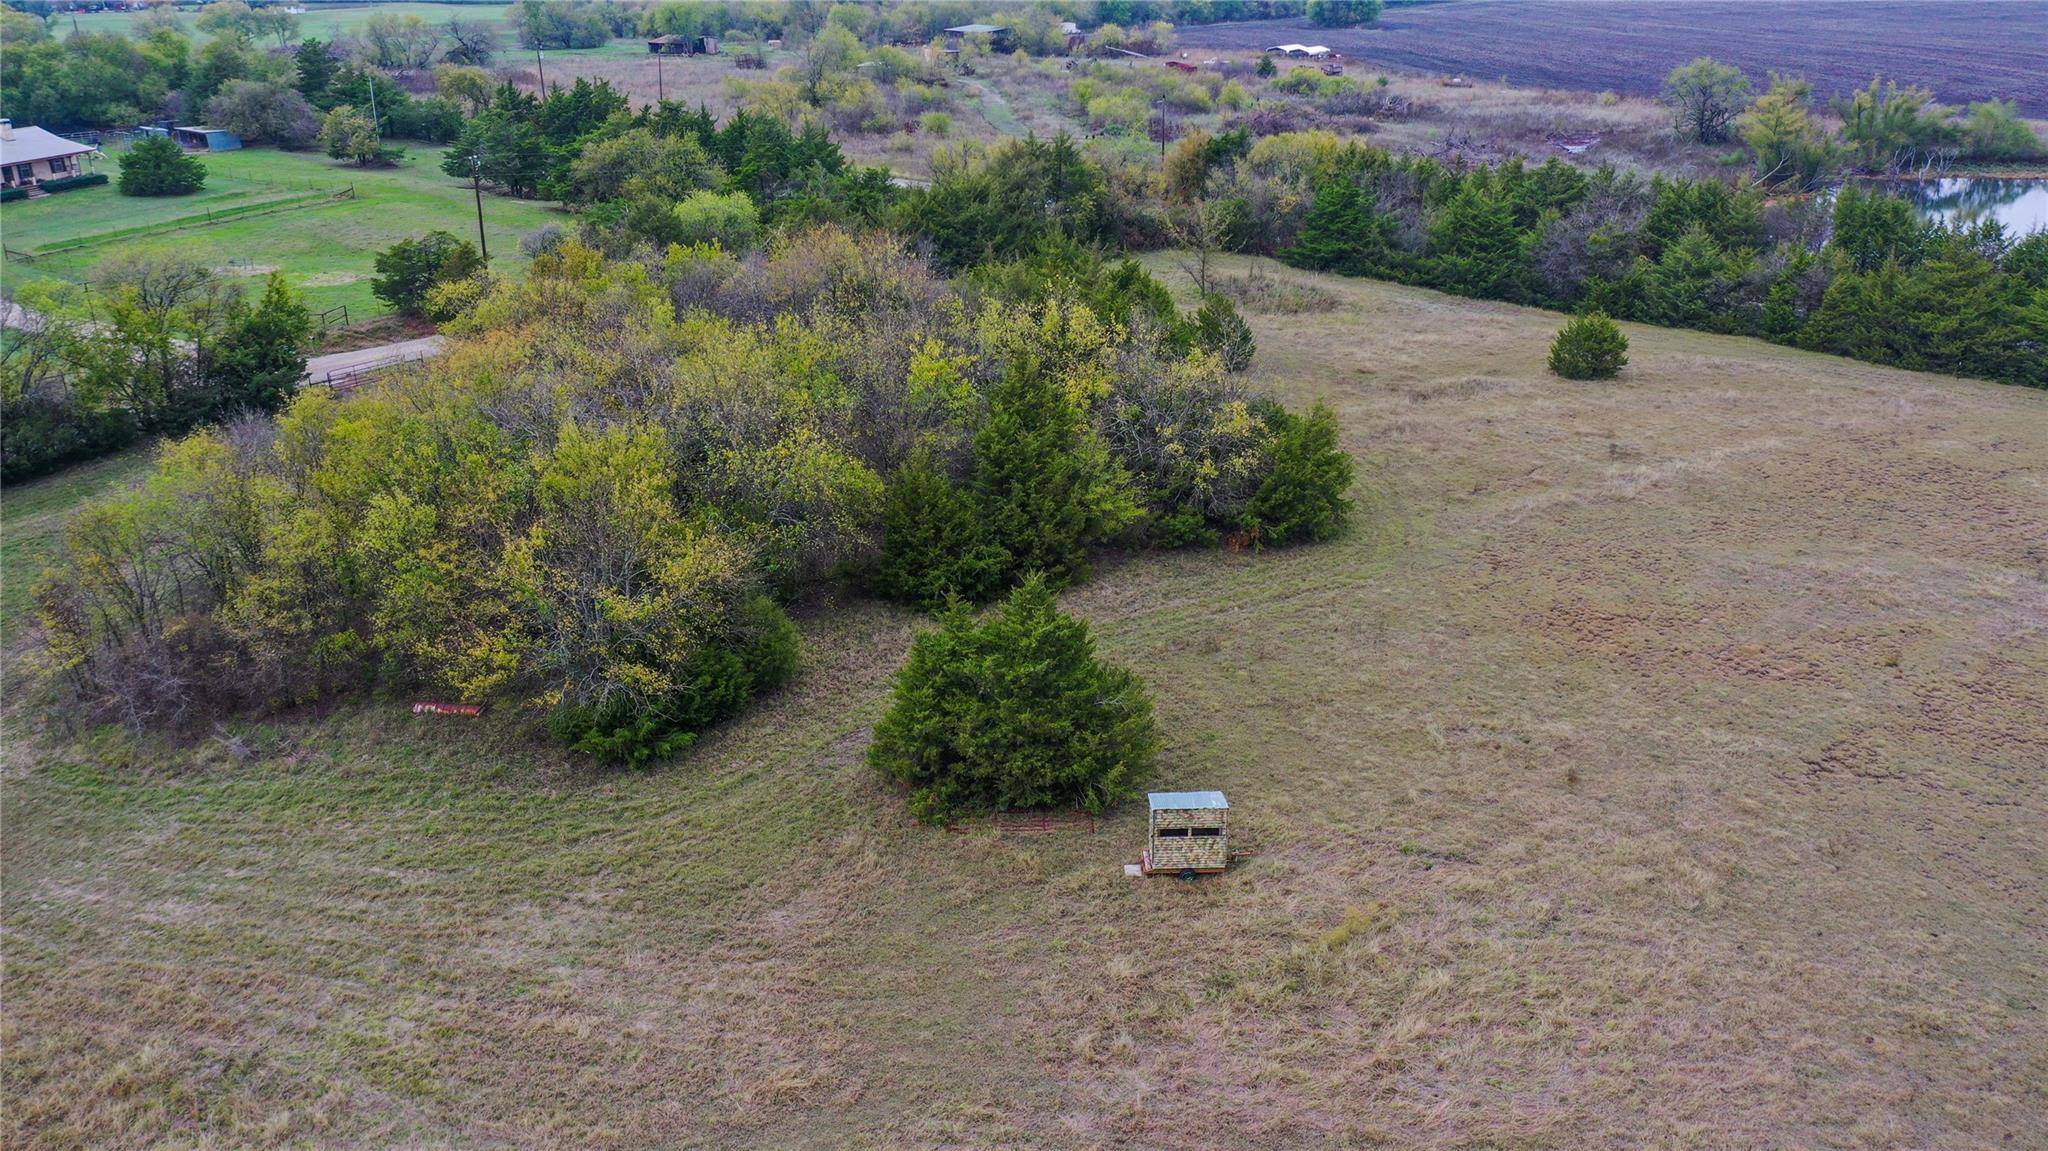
[4,259,2045,1149]
[1,146,566,318]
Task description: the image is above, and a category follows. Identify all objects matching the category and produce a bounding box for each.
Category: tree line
[1165,131,2046,389]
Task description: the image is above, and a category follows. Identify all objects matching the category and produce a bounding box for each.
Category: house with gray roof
[0,120,97,192]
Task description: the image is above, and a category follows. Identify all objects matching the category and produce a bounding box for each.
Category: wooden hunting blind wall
[1147,791,1229,874]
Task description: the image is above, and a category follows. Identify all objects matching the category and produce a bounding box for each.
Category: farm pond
[1853,176,2048,234]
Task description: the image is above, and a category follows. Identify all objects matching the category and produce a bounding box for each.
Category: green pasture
[1,145,567,320]
[53,2,519,43]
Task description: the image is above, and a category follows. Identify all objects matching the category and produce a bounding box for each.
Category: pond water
[1854,176,2048,235]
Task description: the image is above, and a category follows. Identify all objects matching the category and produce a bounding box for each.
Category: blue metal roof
[1149,790,1228,811]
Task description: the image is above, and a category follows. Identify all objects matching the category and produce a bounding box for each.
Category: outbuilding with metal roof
[1145,790,1229,875]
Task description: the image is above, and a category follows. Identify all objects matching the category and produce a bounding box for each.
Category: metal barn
[1145,791,1229,875]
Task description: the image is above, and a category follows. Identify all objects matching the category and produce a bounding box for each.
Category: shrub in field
[117,135,206,196]
[1960,99,2044,161]
[520,223,567,258]
[1548,311,1630,379]
[868,575,1158,822]
[320,105,403,167]
[1243,402,1353,545]
[919,111,952,138]
[371,231,484,317]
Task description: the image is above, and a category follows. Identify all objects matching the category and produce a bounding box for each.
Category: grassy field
[58,1,518,43]
[4,260,2046,1148]
[1,146,568,319]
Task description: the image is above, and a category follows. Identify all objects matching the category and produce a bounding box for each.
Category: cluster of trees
[34,218,1351,762]
[1173,131,2046,389]
[0,3,473,140]
[627,2,1317,51]
[1662,59,2045,183]
[436,82,896,243]
[2,262,312,482]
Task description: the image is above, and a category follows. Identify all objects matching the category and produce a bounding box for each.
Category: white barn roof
[0,125,95,166]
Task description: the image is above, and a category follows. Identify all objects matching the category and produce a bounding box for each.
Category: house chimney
[0,120,14,142]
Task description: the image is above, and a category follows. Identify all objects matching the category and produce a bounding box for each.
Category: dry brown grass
[5,258,2046,1149]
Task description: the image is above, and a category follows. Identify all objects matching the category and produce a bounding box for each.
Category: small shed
[171,126,241,151]
[943,23,1011,53]
[648,34,718,55]
[1145,791,1229,875]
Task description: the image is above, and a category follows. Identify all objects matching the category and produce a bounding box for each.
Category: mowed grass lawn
[1,146,568,318]
[4,260,2046,1149]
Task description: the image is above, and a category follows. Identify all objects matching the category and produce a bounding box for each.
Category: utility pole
[535,48,547,93]
[367,72,380,136]
[656,51,665,102]
[470,153,488,262]
[1157,98,1167,159]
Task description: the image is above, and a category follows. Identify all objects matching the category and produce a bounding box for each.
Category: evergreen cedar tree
[117,136,207,196]
[1192,294,1256,372]
[371,232,485,318]
[212,273,315,413]
[1283,180,1390,276]
[972,354,1126,589]
[1243,402,1354,544]
[1549,312,1630,380]
[874,452,1010,611]
[868,575,1160,823]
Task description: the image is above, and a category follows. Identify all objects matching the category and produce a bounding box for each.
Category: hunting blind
[1145,791,1229,875]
